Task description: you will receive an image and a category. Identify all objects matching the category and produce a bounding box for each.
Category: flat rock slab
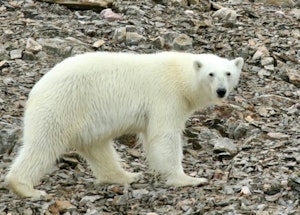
[38,0,113,10]
[212,137,238,156]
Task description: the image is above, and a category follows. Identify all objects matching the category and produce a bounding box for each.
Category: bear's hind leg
[77,142,141,185]
[6,142,66,198]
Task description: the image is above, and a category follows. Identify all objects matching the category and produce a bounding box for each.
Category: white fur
[5,52,244,198]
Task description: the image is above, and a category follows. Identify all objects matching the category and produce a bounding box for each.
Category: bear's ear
[193,60,202,72]
[233,57,244,71]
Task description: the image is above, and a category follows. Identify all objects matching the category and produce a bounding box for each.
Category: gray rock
[25,38,42,53]
[100,8,122,21]
[212,138,238,155]
[151,36,165,49]
[85,209,99,215]
[162,32,177,45]
[125,25,137,32]
[155,22,165,28]
[113,27,126,43]
[264,0,296,7]
[239,47,250,59]
[3,77,14,85]
[22,51,37,61]
[189,0,199,4]
[126,5,145,16]
[264,64,274,71]
[252,94,295,107]
[168,0,188,6]
[37,38,72,58]
[233,123,250,139]
[250,66,261,73]
[212,7,238,22]
[10,49,23,60]
[265,193,281,202]
[0,122,21,154]
[22,208,33,215]
[199,127,221,140]
[125,32,146,46]
[263,182,281,195]
[80,195,101,204]
[0,45,9,60]
[286,69,300,87]
[172,34,193,51]
[252,46,269,60]
[258,69,271,77]
[288,174,300,192]
[132,189,149,198]
[261,57,274,66]
[229,0,243,4]
[113,195,128,205]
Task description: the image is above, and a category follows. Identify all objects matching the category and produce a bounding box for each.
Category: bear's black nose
[217,88,226,98]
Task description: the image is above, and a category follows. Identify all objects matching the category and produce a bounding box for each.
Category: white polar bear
[6,52,244,198]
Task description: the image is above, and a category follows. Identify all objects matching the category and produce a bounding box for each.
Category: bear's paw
[97,172,142,185]
[166,174,208,187]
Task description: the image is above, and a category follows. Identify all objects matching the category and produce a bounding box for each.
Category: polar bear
[6,52,244,198]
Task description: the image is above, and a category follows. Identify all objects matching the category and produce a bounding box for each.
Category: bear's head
[193,54,244,102]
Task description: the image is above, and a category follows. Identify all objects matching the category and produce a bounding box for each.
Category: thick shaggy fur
[6,52,244,198]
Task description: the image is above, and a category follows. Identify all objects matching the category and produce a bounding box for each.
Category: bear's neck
[182,84,216,112]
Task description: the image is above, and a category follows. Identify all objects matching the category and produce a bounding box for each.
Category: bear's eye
[226,72,231,77]
[209,73,214,77]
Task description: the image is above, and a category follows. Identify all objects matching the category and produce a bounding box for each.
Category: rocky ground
[0,0,300,214]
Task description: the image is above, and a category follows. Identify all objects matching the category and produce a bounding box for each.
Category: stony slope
[0,0,299,214]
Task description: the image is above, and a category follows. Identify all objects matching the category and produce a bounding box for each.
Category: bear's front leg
[145,131,208,187]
